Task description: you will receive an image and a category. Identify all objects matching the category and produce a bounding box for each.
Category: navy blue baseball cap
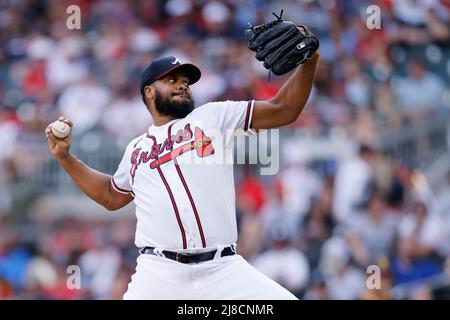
[140,56,201,98]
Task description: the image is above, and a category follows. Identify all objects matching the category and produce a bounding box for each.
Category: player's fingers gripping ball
[51,120,70,139]
[245,10,320,75]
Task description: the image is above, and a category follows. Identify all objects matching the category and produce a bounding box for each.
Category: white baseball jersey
[111,100,255,252]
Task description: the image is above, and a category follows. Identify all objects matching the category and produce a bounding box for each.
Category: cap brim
[156,63,201,85]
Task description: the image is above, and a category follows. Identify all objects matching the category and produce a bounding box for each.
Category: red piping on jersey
[168,124,207,248]
[149,133,187,249]
[157,166,187,249]
[244,100,252,131]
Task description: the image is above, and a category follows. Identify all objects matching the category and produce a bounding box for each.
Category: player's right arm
[45,117,133,211]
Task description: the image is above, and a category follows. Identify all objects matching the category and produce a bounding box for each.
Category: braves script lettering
[130,124,214,183]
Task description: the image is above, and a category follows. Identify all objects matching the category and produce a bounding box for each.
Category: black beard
[154,90,195,119]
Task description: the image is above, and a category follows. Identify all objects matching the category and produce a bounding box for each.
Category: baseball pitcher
[46,15,320,299]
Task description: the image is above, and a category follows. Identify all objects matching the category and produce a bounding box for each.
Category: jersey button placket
[188,222,195,249]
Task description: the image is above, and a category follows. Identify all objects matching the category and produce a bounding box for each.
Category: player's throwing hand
[45,116,73,160]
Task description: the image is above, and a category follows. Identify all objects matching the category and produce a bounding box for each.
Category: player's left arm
[251,50,319,130]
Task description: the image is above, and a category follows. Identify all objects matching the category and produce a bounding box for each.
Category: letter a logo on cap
[172,57,181,65]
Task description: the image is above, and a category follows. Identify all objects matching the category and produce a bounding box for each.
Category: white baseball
[51,120,70,139]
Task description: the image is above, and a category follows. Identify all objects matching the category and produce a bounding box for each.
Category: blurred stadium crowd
[1,0,450,299]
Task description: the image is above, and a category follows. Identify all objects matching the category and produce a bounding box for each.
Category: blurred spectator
[435,172,450,217]
[235,211,264,261]
[235,167,267,259]
[0,109,20,162]
[391,0,450,44]
[278,142,323,222]
[251,225,310,297]
[346,191,397,266]
[319,237,366,300]
[57,74,111,134]
[260,181,301,249]
[79,241,121,299]
[397,199,443,259]
[302,270,329,300]
[100,85,152,139]
[236,166,267,216]
[0,163,12,217]
[23,251,59,299]
[333,143,377,222]
[343,58,372,109]
[389,237,443,286]
[0,230,32,290]
[46,35,89,90]
[392,58,446,118]
[296,180,336,271]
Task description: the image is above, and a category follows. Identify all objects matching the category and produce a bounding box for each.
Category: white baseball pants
[123,253,298,300]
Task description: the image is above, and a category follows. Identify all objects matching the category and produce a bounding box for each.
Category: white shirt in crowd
[333,156,373,222]
[251,247,310,292]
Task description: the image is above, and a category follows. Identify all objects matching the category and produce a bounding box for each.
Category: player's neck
[153,115,177,127]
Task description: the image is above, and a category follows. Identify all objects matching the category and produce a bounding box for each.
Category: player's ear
[144,85,154,100]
